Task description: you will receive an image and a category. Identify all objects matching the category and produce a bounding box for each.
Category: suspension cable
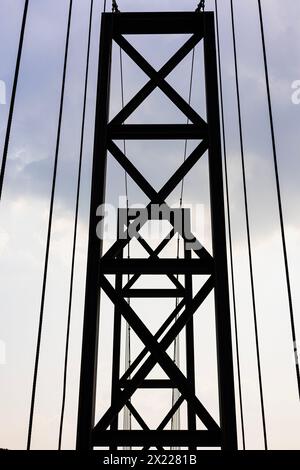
[215,0,245,449]
[171,0,206,435]
[119,35,132,435]
[26,0,73,450]
[58,0,94,450]
[230,0,268,449]
[0,0,29,200]
[171,41,196,437]
[257,0,300,399]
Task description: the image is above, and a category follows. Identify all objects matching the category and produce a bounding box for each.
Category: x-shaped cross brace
[103,138,211,262]
[92,274,219,442]
[110,32,207,127]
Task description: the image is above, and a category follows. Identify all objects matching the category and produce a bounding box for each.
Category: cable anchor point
[196,0,205,12]
[112,0,120,13]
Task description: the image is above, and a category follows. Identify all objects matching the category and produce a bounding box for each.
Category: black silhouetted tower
[76,11,237,450]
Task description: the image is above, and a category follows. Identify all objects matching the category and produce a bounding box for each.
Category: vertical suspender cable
[58,0,94,450]
[215,0,245,449]
[0,0,29,199]
[230,0,268,449]
[171,47,195,436]
[171,2,204,436]
[118,22,132,435]
[257,0,300,399]
[27,0,73,450]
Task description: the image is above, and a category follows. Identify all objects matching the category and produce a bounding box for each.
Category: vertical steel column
[76,13,113,450]
[184,243,197,449]
[110,215,123,449]
[203,13,237,450]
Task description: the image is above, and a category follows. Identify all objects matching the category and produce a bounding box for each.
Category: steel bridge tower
[76,11,237,450]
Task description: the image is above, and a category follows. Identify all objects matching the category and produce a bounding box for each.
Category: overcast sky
[0,0,299,450]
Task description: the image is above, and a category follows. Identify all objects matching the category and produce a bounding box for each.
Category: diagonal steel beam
[129,232,184,290]
[125,402,164,451]
[124,229,177,290]
[157,396,185,431]
[108,140,157,200]
[157,139,208,202]
[126,401,149,431]
[142,396,185,451]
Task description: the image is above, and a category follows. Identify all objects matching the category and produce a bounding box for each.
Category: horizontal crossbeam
[100,258,213,274]
[93,430,221,447]
[109,124,206,140]
[120,379,174,389]
[122,288,185,298]
[112,12,207,34]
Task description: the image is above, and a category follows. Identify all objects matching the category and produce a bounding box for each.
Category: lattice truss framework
[77,12,237,451]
